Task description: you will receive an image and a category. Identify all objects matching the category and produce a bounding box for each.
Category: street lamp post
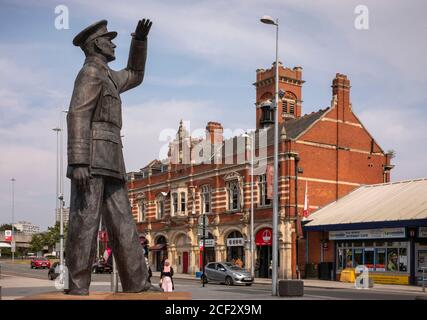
[242,133,255,279]
[11,178,16,263]
[260,15,279,296]
[53,110,67,281]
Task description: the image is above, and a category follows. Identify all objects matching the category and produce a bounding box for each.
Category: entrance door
[415,244,427,285]
[257,245,271,278]
[183,251,189,274]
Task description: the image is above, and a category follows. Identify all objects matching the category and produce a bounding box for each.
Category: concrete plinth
[278,280,304,297]
[18,291,191,300]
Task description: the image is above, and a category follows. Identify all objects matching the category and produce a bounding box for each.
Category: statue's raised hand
[134,19,152,40]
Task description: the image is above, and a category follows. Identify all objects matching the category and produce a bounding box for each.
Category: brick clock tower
[254,62,304,128]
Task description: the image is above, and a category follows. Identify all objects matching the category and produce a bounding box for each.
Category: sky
[0,0,426,231]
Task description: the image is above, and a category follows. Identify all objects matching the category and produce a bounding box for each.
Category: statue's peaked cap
[73,20,117,47]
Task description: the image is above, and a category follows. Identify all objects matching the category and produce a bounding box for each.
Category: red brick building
[128,62,393,278]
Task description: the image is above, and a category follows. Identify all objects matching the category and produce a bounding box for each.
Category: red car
[30,257,51,269]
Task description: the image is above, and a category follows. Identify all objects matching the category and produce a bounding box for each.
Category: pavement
[1,261,426,300]
[152,271,427,295]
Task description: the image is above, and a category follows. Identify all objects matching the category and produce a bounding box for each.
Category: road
[0,262,424,300]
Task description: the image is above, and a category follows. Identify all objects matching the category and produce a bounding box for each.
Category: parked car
[91,259,113,274]
[48,262,60,280]
[201,262,254,286]
[30,257,51,269]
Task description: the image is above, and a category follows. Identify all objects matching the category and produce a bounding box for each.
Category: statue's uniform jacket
[67,37,147,180]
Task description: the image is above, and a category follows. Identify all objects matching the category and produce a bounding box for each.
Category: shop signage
[199,239,215,248]
[419,227,427,238]
[256,228,272,246]
[4,230,12,242]
[329,228,405,240]
[227,238,244,247]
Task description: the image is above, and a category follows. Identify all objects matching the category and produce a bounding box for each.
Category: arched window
[227,180,240,211]
[258,174,271,206]
[171,192,178,216]
[281,92,297,119]
[180,192,186,213]
[201,185,211,214]
[138,200,146,222]
[156,194,165,219]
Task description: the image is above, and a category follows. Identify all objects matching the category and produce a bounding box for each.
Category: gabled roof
[284,108,330,139]
[262,108,329,145]
[305,179,427,230]
[141,159,162,170]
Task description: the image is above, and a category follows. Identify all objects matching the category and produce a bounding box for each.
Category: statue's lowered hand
[134,18,152,40]
[72,166,91,191]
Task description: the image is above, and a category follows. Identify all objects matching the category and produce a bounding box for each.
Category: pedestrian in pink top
[160,259,174,292]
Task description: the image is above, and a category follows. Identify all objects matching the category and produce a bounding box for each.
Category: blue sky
[1,0,426,230]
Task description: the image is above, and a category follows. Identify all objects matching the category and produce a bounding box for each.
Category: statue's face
[96,36,116,62]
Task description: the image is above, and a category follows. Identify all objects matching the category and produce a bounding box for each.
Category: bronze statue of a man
[65,19,155,295]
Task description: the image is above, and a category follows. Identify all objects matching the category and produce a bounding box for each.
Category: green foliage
[29,222,68,253]
[0,224,13,231]
[29,233,45,252]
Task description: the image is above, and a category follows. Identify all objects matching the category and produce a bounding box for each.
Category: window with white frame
[156,194,165,219]
[180,192,186,213]
[227,180,240,211]
[171,192,178,216]
[137,200,146,222]
[201,185,211,214]
[258,174,271,206]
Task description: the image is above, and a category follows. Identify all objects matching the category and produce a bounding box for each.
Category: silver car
[202,262,254,286]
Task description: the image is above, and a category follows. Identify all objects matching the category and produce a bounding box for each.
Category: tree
[28,222,68,254]
[0,224,13,231]
[29,233,45,253]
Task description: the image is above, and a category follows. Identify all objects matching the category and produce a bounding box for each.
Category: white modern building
[13,221,40,234]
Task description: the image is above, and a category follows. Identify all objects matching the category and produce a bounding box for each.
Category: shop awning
[149,243,167,251]
[304,178,427,231]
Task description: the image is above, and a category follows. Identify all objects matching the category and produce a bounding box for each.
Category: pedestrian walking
[145,256,152,283]
[160,259,174,292]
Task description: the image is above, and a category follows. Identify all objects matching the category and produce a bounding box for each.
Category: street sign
[199,239,215,248]
[11,241,16,253]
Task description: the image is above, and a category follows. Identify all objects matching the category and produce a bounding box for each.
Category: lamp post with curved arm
[260,15,279,296]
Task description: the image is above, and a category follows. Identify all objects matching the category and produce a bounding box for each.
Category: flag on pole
[302,181,309,220]
[266,164,274,199]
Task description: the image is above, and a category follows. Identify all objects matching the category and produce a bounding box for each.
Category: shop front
[333,228,410,284]
[226,231,245,266]
[415,227,427,284]
[255,227,272,278]
[199,232,216,268]
[304,179,427,286]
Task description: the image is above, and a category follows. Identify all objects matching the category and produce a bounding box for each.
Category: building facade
[13,221,40,235]
[128,63,393,278]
